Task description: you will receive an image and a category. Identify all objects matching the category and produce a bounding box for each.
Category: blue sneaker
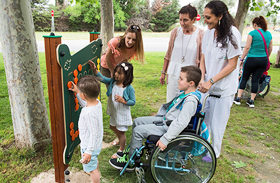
[202,155,212,163]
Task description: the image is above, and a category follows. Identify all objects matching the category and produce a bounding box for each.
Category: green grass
[1,52,280,182]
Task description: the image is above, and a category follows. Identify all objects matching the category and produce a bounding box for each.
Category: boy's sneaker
[246,99,254,108]
[116,147,130,158]
[109,154,135,172]
[233,97,241,105]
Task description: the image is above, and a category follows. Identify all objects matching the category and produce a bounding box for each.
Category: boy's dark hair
[114,61,134,87]
[181,66,201,87]
[179,4,197,20]
[77,75,100,99]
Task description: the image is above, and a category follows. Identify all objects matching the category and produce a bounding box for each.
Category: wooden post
[89,31,100,42]
[43,35,68,183]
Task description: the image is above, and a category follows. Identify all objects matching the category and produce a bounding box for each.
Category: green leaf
[253,2,257,6]
[232,161,247,168]
[258,2,264,7]
[255,7,261,11]
[250,7,255,11]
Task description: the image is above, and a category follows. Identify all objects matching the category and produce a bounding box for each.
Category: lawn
[0,52,280,183]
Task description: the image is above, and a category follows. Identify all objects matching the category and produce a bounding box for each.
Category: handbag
[256,29,271,71]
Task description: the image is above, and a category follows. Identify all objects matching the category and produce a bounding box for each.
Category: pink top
[101,37,136,69]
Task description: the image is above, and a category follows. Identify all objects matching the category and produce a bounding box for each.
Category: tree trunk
[100,0,114,54]
[0,0,51,150]
[235,0,250,36]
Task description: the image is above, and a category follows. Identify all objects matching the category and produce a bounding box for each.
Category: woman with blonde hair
[101,25,145,79]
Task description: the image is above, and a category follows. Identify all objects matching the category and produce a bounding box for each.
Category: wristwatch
[210,78,215,85]
[161,70,166,74]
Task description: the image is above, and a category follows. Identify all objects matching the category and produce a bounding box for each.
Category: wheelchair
[119,94,220,183]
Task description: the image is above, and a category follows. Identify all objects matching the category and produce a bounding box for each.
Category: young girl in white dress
[90,61,135,158]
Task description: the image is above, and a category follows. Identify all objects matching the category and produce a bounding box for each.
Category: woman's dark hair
[114,61,134,87]
[252,16,267,31]
[179,4,197,20]
[205,0,238,49]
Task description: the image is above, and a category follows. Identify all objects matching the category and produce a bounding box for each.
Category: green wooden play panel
[56,39,102,164]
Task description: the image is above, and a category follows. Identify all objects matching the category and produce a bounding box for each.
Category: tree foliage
[150,0,180,32]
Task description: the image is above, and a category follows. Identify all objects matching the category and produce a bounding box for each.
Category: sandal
[111,149,123,159]
[110,140,120,146]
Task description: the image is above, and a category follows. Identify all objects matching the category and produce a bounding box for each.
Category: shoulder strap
[256,29,270,71]
[256,29,269,60]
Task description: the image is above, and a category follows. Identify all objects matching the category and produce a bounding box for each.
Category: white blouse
[167,26,198,78]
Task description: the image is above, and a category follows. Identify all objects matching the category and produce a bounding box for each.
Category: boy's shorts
[110,119,128,132]
[80,148,101,172]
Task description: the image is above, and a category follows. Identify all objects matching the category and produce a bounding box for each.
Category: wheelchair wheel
[149,134,216,183]
[258,82,270,97]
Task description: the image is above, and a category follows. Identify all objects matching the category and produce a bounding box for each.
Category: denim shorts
[80,148,101,172]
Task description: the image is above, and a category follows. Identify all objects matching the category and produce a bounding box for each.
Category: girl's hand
[159,74,166,85]
[114,95,127,104]
[199,80,212,93]
[89,61,98,75]
[82,153,91,164]
[68,81,79,93]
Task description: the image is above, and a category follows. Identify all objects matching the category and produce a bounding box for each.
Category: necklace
[181,28,194,63]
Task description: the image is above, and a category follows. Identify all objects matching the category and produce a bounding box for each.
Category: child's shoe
[109,154,135,171]
[116,147,130,158]
[246,99,254,108]
[233,97,241,105]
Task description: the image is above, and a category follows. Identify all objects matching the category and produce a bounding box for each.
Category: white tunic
[78,100,103,155]
[202,26,242,97]
[167,26,198,78]
[107,82,132,126]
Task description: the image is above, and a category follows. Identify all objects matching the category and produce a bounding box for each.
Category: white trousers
[166,74,179,103]
[201,93,234,158]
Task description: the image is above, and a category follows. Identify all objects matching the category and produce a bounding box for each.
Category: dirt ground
[31,141,113,183]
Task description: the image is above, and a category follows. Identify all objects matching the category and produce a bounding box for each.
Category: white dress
[201,26,242,158]
[107,82,132,130]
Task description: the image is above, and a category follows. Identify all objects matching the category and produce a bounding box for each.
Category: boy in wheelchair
[109,65,203,171]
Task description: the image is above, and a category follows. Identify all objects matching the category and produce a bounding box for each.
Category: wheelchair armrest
[147,135,162,143]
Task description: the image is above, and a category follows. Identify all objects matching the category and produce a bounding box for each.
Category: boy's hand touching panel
[68,81,80,93]
[89,61,98,75]
[114,95,127,104]
[82,153,91,164]
[156,140,167,151]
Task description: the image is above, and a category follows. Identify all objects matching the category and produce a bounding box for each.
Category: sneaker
[109,154,135,172]
[233,97,241,105]
[116,147,130,158]
[246,99,254,108]
[202,155,212,163]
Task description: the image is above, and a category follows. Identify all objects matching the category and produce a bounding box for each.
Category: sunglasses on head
[130,25,141,32]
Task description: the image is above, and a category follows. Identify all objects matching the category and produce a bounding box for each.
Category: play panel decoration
[56,39,102,164]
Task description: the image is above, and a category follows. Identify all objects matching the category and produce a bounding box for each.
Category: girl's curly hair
[205,1,238,49]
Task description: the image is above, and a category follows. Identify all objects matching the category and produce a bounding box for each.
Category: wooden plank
[44,37,68,183]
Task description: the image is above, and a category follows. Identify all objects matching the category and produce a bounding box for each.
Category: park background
[1,0,280,182]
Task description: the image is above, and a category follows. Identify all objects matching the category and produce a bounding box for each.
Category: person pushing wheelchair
[109,65,202,171]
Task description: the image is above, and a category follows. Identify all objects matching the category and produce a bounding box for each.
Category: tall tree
[100,0,114,53]
[0,0,51,149]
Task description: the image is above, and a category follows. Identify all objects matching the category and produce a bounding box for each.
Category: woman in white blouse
[160,4,204,102]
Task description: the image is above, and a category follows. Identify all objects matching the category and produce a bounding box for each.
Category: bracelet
[161,70,166,74]
[210,78,215,85]
[240,59,243,62]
